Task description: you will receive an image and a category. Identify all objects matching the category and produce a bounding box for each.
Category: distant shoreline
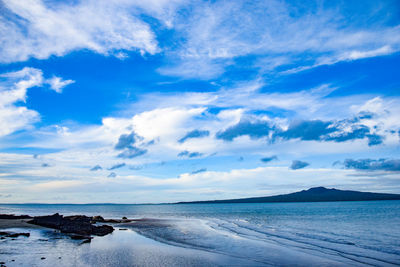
[176,187,400,204]
[1,187,400,205]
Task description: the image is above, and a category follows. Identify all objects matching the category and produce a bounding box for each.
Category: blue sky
[0,0,399,203]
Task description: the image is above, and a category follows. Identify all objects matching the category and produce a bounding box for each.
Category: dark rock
[0,231,10,236]
[41,257,46,260]
[0,214,32,219]
[122,217,127,220]
[92,215,105,222]
[28,213,63,228]
[119,228,128,231]
[29,213,114,236]
[0,237,5,239]
[6,232,30,238]
[92,224,114,236]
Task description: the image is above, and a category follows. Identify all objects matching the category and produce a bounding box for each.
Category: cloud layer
[0,0,399,203]
[0,0,167,63]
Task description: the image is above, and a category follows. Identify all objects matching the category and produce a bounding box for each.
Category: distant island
[177,187,400,204]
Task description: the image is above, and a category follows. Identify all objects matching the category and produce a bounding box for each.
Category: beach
[0,218,266,267]
[0,217,358,267]
[1,201,400,266]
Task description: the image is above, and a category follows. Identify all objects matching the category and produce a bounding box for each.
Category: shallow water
[0,227,257,267]
[1,200,400,266]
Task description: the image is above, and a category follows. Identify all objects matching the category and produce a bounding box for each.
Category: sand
[0,219,48,229]
[0,222,262,266]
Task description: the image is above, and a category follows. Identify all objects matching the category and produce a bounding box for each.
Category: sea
[1,200,400,266]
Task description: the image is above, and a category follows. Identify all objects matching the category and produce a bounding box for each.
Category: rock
[122,216,127,220]
[0,214,32,219]
[29,213,114,236]
[119,228,128,231]
[92,224,114,236]
[28,213,63,228]
[41,257,46,260]
[0,231,10,236]
[92,215,105,222]
[61,221,92,235]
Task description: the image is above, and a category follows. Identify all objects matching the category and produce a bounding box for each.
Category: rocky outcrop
[0,214,32,219]
[28,213,114,236]
[91,215,105,223]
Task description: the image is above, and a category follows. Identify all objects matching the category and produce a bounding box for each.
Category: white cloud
[1,155,399,203]
[0,67,42,137]
[2,0,398,78]
[0,0,179,63]
[0,80,399,202]
[16,81,398,170]
[46,76,75,93]
[0,67,75,137]
[160,1,400,78]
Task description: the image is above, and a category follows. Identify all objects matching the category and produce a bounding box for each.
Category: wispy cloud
[0,67,76,137]
[290,160,310,170]
[0,67,41,137]
[191,168,207,174]
[216,119,272,141]
[274,119,383,146]
[117,147,147,159]
[261,156,278,163]
[160,1,400,79]
[90,165,102,171]
[0,0,172,63]
[343,159,400,172]
[178,129,210,143]
[108,172,117,178]
[178,151,203,158]
[46,76,75,93]
[108,163,126,170]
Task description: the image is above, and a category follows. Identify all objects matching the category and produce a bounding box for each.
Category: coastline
[1,202,399,267]
[0,216,264,267]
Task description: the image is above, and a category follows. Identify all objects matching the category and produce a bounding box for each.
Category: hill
[177,187,400,204]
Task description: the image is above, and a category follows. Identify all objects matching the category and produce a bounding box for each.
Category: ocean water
[1,200,400,266]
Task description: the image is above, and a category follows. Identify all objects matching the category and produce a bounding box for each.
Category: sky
[0,0,400,203]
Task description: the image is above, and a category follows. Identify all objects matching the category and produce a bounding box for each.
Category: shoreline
[0,215,264,267]
[1,208,400,266]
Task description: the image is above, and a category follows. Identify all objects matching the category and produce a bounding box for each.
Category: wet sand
[0,219,48,229]
[0,224,264,266]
